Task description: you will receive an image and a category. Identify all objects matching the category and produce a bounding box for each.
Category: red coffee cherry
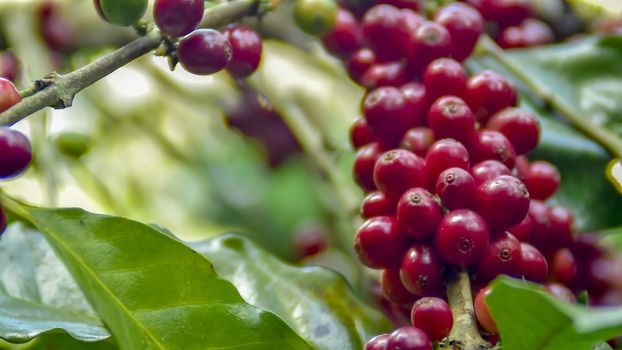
[544,283,576,303]
[347,48,376,83]
[361,61,409,89]
[523,161,560,200]
[423,58,468,101]
[400,83,429,128]
[322,7,362,57]
[425,139,470,189]
[177,29,232,75]
[433,3,484,61]
[362,4,412,61]
[435,209,489,266]
[520,19,555,47]
[470,160,511,186]
[293,225,328,259]
[363,87,415,147]
[474,285,498,334]
[466,70,517,123]
[0,78,22,113]
[427,96,476,145]
[386,327,433,350]
[350,117,376,149]
[154,0,204,37]
[354,216,409,269]
[364,334,390,350]
[547,205,574,250]
[0,127,33,178]
[361,191,395,218]
[353,142,384,191]
[474,175,530,231]
[507,214,533,242]
[397,188,443,239]
[480,0,531,27]
[476,232,521,280]
[435,167,474,210]
[411,297,453,341]
[39,2,75,52]
[381,269,417,304]
[487,107,540,155]
[400,244,445,296]
[406,21,452,75]
[550,248,577,285]
[469,131,517,169]
[0,51,19,82]
[401,127,434,157]
[514,242,548,282]
[223,25,263,79]
[374,149,427,202]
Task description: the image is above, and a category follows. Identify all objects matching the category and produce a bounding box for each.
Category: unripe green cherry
[54,132,91,158]
[94,0,148,26]
[293,0,338,36]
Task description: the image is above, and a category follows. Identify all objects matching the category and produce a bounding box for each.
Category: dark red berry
[361,61,409,89]
[382,269,417,304]
[527,200,551,246]
[470,160,511,186]
[571,233,604,261]
[435,209,489,266]
[322,7,362,56]
[480,0,531,27]
[293,225,328,259]
[400,83,428,127]
[362,191,395,218]
[474,286,498,334]
[365,334,390,350]
[350,117,376,149]
[0,51,19,82]
[513,155,530,180]
[523,161,560,200]
[423,58,468,101]
[466,70,517,123]
[378,0,420,11]
[397,188,442,239]
[411,297,453,341]
[474,175,529,231]
[544,283,576,303]
[353,142,384,191]
[476,232,521,280]
[497,25,524,49]
[400,245,445,296]
[547,205,574,250]
[427,96,476,145]
[401,127,434,157]
[177,29,232,75]
[507,214,533,242]
[433,3,484,61]
[363,87,415,147]
[354,216,409,269]
[514,242,548,282]
[223,25,263,79]
[425,139,470,189]
[374,149,427,201]
[406,21,452,74]
[386,327,433,350]
[154,0,204,37]
[0,127,32,178]
[0,78,22,113]
[435,167,475,210]
[347,48,376,83]
[550,248,577,285]
[487,107,540,155]
[39,3,74,52]
[362,5,411,61]
[469,131,517,169]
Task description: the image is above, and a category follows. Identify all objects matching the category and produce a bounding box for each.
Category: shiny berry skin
[177,29,232,75]
[354,216,409,269]
[223,25,263,79]
[507,214,533,242]
[350,117,376,149]
[411,297,453,341]
[469,131,517,169]
[433,3,484,61]
[353,142,384,191]
[374,149,427,202]
[154,0,203,37]
[322,7,362,56]
[400,245,444,296]
[347,48,376,83]
[0,78,22,113]
[0,51,19,82]
[480,0,531,27]
[364,334,390,350]
[401,127,434,157]
[401,83,428,128]
[435,209,489,266]
[427,96,476,145]
[423,58,468,102]
[387,327,432,350]
[363,87,415,147]
[474,286,498,334]
[550,248,577,285]
[544,283,576,303]
[397,188,442,239]
[382,269,417,304]
[425,139,470,188]
[406,21,452,75]
[361,61,409,89]
[523,161,560,200]
[0,127,32,178]
[293,0,338,36]
[470,160,511,186]
[474,175,530,231]
[94,0,148,26]
[514,242,548,282]
[466,70,517,123]
[487,108,540,155]
[527,200,551,247]
[546,205,574,251]
[476,232,521,280]
[361,191,394,218]
[362,5,411,61]
[436,167,475,210]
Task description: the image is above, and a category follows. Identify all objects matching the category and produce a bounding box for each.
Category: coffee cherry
[513,155,530,180]
[0,51,19,82]
[401,127,434,157]
[293,225,328,259]
[353,142,384,191]
[401,83,428,128]
[476,232,521,280]
[436,210,489,266]
[363,87,414,147]
[361,191,394,218]
[469,131,517,169]
[294,0,338,36]
[411,297,453,341]
[433,3,484,61]
[523,161,560,200]
[381,269,417,304]
[0,78,22,113]
[222,25,262,79]
[322,7,362,56]
[400,245,444,296]
[177,29,232,75]
[544,283,576,303]
[354,216,408,269]
[436,167,475,210]
[347,48,376,83]
[470,160,511,186]
[365,334,390,350]
[423,58,468,102]
[154,0,203,37]
[361,61,409,89]
[474,175,529,231]
[514,242,548,282]
[474,286,498,334]
[527,199,551,246]
[0,127,32,178]
[550,248,577,285]
[350,117,376,149]
[378,0,420,11]
[487,108,540,155]
[386,327,432,350]
[507,214,533,242]
[54,132,91,158]
[406,21,452,74]
[466,70,517,123]
[362,5,412,61]
[374,150,427,202]
[547,205,574,250]
[397,188,442,239]
[427,96,476,145]
[425,139,470,188]
[520,19,555,47]
[480,0,531,27]
[94,0,148,26]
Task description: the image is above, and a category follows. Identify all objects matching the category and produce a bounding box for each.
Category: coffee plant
[0,0,620,349]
